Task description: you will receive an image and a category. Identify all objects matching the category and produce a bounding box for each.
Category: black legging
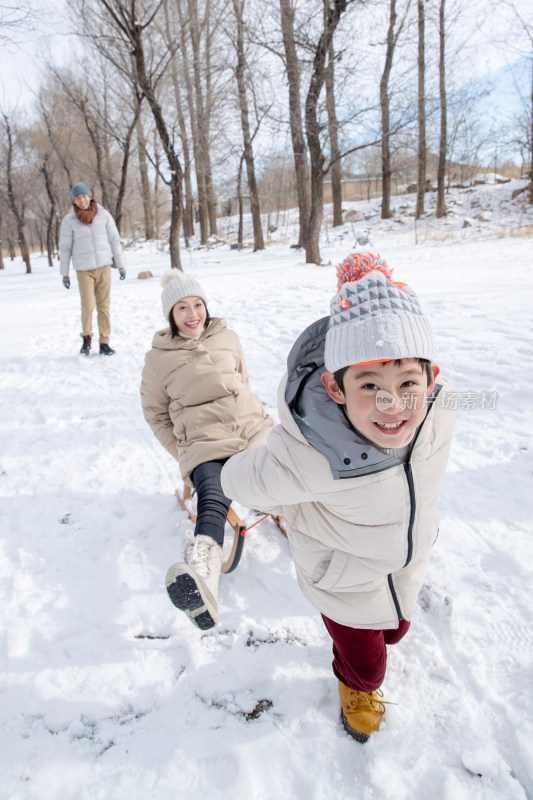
[190,459,231,547]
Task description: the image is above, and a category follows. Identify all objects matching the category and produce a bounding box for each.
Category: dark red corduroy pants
[321,614,410,693]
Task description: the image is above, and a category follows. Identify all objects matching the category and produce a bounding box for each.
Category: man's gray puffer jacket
[60,205,124,276]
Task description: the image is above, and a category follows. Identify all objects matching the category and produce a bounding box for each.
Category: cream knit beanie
[161,270,208,320]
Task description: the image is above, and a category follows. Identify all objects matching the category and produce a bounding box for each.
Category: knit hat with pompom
[161,270,208,320]
[324,252,435,372]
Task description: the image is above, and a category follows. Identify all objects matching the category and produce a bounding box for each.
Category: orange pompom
[335,252,393,292]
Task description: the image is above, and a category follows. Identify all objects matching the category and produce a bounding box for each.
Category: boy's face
[321,358,439,448]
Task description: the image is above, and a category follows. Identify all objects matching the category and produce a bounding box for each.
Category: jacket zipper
[386,384,442,623]
[387,575,403,621]
[403,461,416,568]
[387,462,416,623]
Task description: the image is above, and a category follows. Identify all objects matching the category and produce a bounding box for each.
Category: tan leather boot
[165,534,223,630]
[338,679,386,742]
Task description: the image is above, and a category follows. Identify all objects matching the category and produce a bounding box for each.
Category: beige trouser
[76,266,112,343]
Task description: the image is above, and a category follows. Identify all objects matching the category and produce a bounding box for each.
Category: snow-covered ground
[1,179,532,799]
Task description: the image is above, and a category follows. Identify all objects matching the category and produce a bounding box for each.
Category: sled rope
[241,513,271,535]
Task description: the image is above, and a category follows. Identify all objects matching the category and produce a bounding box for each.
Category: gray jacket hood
[283,316,440,479]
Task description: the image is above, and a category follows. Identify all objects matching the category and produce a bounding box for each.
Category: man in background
[60,182,126,356]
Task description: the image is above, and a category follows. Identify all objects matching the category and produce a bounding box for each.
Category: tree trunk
[136,113,154,240]
[279,0,310,248]
[80,96,111,208]
[3,114,31,273]
[416,0,426,219]
[40,155,56,266]
[232,0,264,251]
[54,213,61,259]
[529,45,533,205]
[114,96,142,233]
[185,0,210,243]
[94,0,184,265]
[326,39,342,227]
[304,0,347,265]
[203,0,218,236]
[129,15,183,267]
[154,129,161,240]
[380,0,398,220]
[237,154,244,247]
[0,212,4,269]
[436,0,447,218]
[163,0,194,242]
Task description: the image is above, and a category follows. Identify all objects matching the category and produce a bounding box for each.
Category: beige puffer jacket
[221,317,456,630]
[140,317,275,484]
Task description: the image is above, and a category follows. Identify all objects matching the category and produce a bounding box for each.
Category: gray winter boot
[165,533,224,630]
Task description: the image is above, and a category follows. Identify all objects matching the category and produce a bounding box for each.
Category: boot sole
[165,564,218,630]
[340,710,371,743]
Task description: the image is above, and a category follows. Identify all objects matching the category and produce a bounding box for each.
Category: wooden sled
[175,485,287,574]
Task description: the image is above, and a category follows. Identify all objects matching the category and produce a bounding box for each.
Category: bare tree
[51,69,114,208]
[326,38,342,226]
[499,0,532,204]
[92,0,185,268]
[380,0,411,219]
[36,84,76,191]
[0,209,4,268]
[162,0,194,242]
[305,0,350,265]
[0,2,32,45]
[232,0,264,251]
[279,0,311,247]
[2,112,31,272]
[38,152,57,266]
[135,112,154,240]
[177,3,207,243]
[436,0,447,217]
[178,0,219,242]
[415,0,426,219]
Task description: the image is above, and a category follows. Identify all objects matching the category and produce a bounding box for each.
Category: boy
[221,252,456,742]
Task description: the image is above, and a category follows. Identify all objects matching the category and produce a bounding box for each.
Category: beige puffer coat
[221,317,456,630]
[140,317,275,484]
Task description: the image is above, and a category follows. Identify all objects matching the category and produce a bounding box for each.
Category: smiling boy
[221,252,456,743]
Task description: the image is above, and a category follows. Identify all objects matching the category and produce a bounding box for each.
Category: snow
[1,179,532,799]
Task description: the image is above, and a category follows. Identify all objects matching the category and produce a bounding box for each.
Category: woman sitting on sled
[140,271,274,630]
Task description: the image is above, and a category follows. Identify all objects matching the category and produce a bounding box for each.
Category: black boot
[80,335,91,356]
[99,343,116,356]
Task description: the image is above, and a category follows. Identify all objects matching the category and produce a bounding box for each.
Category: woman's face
[171,296,207,337]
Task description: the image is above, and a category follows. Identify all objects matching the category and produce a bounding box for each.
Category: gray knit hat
[71,182,92,200]
[161,270,208,320]
[324,252,435,372]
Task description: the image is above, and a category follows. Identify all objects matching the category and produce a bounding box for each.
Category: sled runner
[175,484,286,574]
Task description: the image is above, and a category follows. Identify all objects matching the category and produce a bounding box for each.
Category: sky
[0,0,70,110]
[0,0,530,114]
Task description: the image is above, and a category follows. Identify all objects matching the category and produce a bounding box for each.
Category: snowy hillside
[1,179,532,799]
